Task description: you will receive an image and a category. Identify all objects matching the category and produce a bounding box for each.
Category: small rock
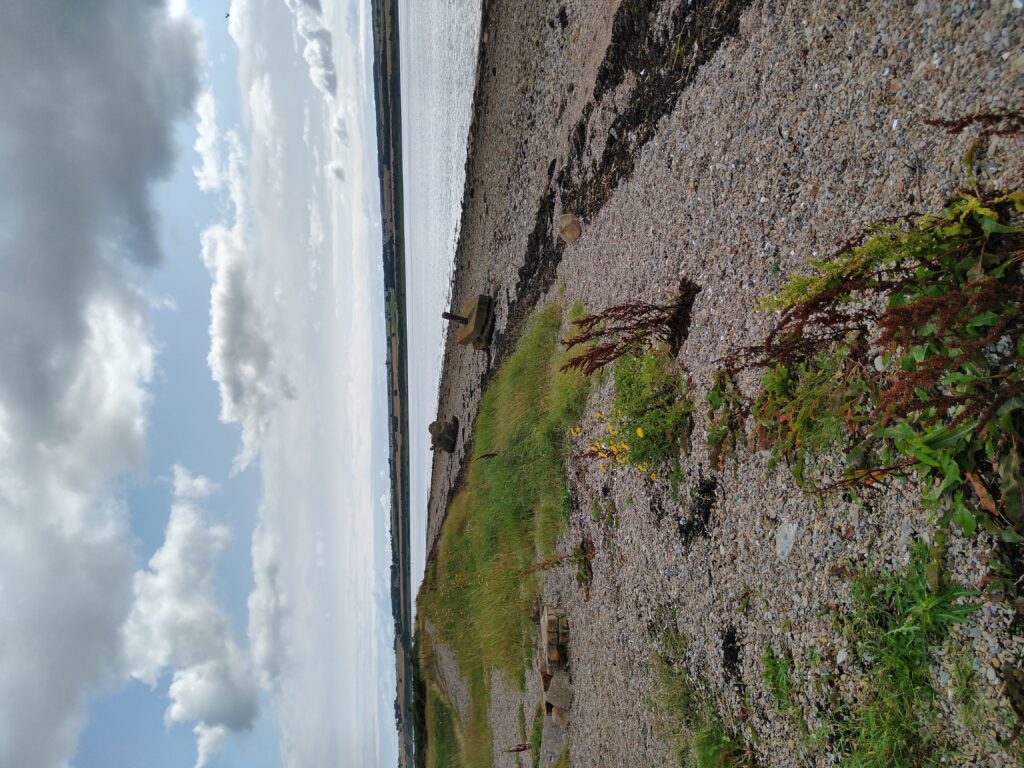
[776,522,799,560]
[837,649,848,665]
[559,213,581,242]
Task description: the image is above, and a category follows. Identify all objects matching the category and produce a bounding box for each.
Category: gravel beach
[423,1,1024,765]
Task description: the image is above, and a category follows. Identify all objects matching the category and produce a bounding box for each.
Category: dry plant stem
[561,279,700,376]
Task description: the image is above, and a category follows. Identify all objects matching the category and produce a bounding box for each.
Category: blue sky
[0,1,396,766]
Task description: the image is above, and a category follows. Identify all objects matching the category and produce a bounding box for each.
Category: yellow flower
[620,442,629,451]
[636,427,644,438]
[596,411,604,419]
[650,472,657,481]
[599,463,607,472]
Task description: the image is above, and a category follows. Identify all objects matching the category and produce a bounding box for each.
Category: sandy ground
[423,0,1024,765]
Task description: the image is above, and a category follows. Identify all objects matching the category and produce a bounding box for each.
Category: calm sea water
[399,0,482,596]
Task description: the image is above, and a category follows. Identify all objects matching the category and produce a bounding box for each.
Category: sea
[399,0,483,598]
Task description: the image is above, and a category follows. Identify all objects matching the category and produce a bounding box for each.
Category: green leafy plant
[728,189,1024,540]
[705,369,746,469]
[614,348,695,465]
[574,348,694,481]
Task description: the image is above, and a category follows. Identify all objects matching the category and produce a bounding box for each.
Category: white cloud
[123,467,259,766]
[194,90,223,192]
[194,724,228,768]
[0,2,202,766]
[326,160,345,182]
[247,517,287,691]
[173,462,219,499]
[283,0,338,99]
[201,137,293,471]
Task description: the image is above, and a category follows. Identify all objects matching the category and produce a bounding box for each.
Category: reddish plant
[561,279,700,376]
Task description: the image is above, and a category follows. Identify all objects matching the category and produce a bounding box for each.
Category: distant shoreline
[370,0,413,765]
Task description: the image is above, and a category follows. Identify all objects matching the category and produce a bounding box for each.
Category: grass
[761,646,794,712]
[426,687,464,768]
[833,542,978,767]
[652,619,750,767]
[612,347,695,467]
[417,303,591,768]
[530,702,544,768]
[551,745,571,768]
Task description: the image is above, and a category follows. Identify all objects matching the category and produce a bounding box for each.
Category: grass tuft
[835,542,978,767]
[652,619,751,767]
[417,304,591,768]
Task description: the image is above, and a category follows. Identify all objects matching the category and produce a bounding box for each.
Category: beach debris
[428,418,459,453]
[443,294,495,350]
[558,212,582,243]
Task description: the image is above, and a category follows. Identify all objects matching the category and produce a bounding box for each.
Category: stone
[551,706,571,727]
[775,522,799,560]
[559,213,581,243]
[545,669,573,710]
[428,418,459,453]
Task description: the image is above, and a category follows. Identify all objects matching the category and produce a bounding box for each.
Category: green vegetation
[948,642,982,727]
[833,543,978,766]
[530,702,544,768]
[426,689,464,768]
[653,619,750,767]
[417,303,591,768]
[613,348,695,466]
[705,369,745,469]
[760,646,794,712]
[724,189,1024,545]
[551,745,571,768]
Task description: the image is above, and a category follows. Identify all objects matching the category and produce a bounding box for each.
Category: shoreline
[370,0,414,765]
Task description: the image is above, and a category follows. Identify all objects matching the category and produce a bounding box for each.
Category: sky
[0,1,397,766]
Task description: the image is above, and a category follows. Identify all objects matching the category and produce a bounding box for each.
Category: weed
[727,188,1024,543]
[653,622,751,767]
[706,369,746,469]
[575,347,694,480]
[761,646,795,712]
[832,542,978,766]
[561,279,700,376]
[948,642,981,727]
[614,348,695,465]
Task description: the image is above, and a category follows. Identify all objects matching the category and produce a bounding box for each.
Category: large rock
[545,669,573,710]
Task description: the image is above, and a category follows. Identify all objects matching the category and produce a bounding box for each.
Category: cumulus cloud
[284,0,338,99]
[0,2,201,766]
[193,90,223,192]
[124,466,259,767]
[201,137,293,471]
